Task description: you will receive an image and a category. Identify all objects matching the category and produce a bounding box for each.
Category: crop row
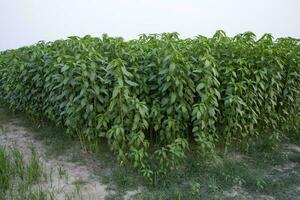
[0,31,299,182]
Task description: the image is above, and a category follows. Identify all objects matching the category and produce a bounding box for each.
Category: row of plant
[0,31,299,182]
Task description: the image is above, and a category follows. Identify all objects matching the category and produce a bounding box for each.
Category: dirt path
[0,118,109,200]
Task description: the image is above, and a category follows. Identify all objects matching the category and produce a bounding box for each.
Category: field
[0,31,299,199]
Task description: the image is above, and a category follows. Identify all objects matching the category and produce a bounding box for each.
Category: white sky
[0,0,299,51]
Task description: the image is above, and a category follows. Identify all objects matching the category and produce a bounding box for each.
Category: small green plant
[0,146,10,197]
[190,181,201,195]
[73,179,83,195]
[27,146,43,184]
[58,165,67,179]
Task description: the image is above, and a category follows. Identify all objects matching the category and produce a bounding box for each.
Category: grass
[0,145,46,200]
[1,105,300,200]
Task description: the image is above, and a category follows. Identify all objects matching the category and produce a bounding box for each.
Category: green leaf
[61,65,69,72]
[125,79,138,87]
[196,83,205,93]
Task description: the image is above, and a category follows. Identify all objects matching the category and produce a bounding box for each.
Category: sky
[0,0,299,51]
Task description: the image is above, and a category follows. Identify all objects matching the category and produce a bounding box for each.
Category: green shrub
[0,31,299,182]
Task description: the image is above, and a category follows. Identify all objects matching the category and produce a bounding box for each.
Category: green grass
[0,145,47,200]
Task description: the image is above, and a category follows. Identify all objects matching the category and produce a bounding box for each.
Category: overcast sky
[0,0,299,51]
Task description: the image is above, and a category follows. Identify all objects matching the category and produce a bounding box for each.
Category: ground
[0,106,299,200]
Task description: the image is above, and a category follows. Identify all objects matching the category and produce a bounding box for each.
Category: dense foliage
[0,31,299,182]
